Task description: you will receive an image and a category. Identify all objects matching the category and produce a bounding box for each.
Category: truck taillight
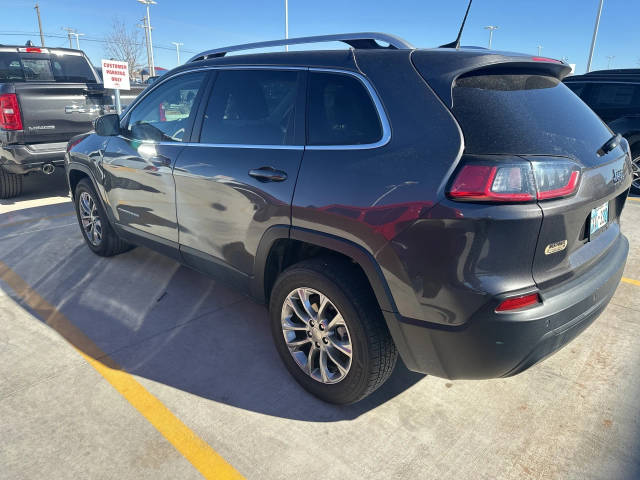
[448,158,581,202]
[0,94,23,131]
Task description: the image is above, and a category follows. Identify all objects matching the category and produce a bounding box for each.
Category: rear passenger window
[307,72,382,146]
[591,83,640,108]
[199,70,300,145]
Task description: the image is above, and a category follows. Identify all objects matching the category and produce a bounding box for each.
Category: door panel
[174,146,302,274]
[102,139,184,242]
[101,71,208,243]
[174,68,305,275]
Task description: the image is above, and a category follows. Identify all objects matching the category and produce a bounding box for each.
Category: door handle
[248,166,288,182]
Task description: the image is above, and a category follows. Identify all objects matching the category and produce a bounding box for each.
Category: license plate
[590,201,609,236]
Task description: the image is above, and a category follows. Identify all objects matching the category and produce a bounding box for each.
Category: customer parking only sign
[101,59,130,91]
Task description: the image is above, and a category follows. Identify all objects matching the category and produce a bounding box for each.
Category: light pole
[171,41,183,65]
[285,0,289,51]
[586,0,604,72]
[606,55,615,69]
[73,32,85,50]
[62,27,75,48]
[34,3,45,47]
[137,0,157,76]
[484,25,498,49]
[537,44,543,56]
[138,18,152,79]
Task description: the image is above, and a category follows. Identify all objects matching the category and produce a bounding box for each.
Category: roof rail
[187,32,414,63]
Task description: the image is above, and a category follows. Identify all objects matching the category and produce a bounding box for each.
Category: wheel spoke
[282,316,307,331]
[306,344,318,375]
[325,347,348,376]
[317,294,330,320]
[327,313,346,331]
[297,288,316,320]
[286,337,311,350]
[319,349,330,382]
[329,337,352,358]
[286,297,310,324]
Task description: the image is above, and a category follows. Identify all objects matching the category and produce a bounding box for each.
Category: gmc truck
[0,44,142,198]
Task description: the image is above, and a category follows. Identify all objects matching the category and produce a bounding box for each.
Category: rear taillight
[495,293,541,312]
[448,158,580,202]
[0,94,23,131]
[531,161,581,200]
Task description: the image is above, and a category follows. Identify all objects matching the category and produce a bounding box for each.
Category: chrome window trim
[121,65,391,151]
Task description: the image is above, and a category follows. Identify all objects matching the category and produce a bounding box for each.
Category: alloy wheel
[281,287,352,384]
[632,156,640,190]
[79,191,103,246]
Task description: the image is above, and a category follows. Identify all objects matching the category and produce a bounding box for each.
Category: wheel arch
[253,226,397,313]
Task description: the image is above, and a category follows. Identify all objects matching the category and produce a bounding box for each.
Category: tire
[0,168,23,199]
[631,145,640,195]
[74,178,134,257]
[269,257,397,404]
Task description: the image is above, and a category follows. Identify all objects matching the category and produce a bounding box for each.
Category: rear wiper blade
[597,133,622,156]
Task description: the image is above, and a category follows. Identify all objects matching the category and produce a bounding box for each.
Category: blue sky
[5,0,639,74]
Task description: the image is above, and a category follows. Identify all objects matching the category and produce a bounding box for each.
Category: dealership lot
[1,174,639,480]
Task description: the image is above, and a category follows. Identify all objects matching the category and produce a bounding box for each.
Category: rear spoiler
[411,49,572,108]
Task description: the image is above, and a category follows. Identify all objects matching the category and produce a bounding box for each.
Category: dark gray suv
[65,33,632,404]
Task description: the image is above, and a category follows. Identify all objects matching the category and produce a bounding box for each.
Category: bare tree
[104,18,143,78]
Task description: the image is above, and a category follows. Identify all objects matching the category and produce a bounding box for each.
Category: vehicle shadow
[1,224,425,422]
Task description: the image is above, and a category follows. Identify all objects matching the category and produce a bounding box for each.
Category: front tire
[269,257,397,404]
[0,168,23,199]
[74,178,133,257]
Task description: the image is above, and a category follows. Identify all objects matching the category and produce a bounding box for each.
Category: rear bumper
[385,233,628,379]
[0,143,67,174]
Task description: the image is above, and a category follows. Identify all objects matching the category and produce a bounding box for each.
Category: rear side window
[591,83,640,108]
[452,73,612,160]
[307,72,382,146]
[0,52,96,83]
[565,82,587,99]
[199,69,300,145]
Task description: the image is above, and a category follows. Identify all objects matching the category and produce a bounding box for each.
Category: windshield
[452,73,612,163]
[0,52,97,83]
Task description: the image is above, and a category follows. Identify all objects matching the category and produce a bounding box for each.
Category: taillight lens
[496,293,541,312]
[531,161,581,200]
[448,158,581,202]
[0,94,23,131]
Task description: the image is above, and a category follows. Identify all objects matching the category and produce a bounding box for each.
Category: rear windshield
[452,73,612,159]
[0,52,96,83]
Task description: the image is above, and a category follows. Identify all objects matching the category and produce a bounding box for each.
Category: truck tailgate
[15,83,108,144]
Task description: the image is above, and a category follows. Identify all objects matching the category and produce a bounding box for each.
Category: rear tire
[0,168,23,199]
[74,178,134,257]
[269,257,397,404]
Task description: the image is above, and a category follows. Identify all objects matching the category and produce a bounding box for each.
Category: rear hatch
[414,53,632,289]
[0,48,110,144]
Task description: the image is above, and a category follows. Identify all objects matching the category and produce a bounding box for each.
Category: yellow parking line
[628,197,640,202]
[0,261,244,480]
[622,277,640,287]
[0,211,75,229]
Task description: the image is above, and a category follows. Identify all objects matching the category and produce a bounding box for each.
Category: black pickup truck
[0,45,142,198]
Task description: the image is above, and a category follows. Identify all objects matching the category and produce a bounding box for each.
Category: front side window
[125,72,206,142]
[199,69,300,145]
[307,72,382,146]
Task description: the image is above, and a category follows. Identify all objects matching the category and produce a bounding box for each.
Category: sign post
[101,59,130,115]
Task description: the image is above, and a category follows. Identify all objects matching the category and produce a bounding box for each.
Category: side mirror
[94,114,120,136]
